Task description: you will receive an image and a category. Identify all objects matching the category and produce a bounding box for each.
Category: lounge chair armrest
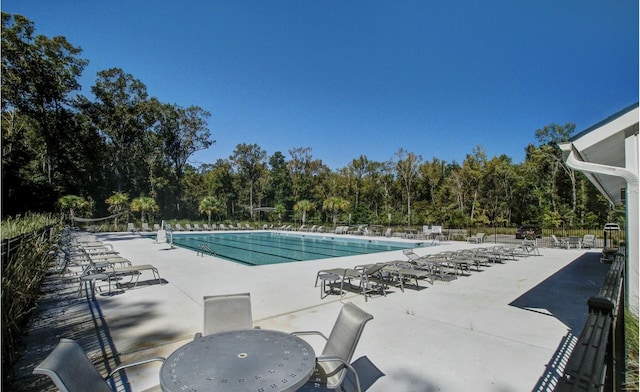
[290,331,328,341]
[315,355,362,392]
[106,356,165,379]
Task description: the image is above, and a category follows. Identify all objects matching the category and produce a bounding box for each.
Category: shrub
[626,311,639,391]
[1,213,58,384]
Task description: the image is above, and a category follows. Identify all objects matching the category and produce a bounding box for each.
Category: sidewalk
[11,233,611,391]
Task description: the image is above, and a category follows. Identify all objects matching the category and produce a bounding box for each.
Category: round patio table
[160,329,315,392]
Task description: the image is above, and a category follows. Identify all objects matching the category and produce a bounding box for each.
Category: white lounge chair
[566,236,582,249]
[467,232,485,243]
[107,263,163,289]
[582,234,596,248]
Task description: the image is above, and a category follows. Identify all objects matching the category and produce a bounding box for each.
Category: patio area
[13,231,611,392]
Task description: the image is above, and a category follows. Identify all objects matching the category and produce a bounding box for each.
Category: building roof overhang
[558,103,639,206]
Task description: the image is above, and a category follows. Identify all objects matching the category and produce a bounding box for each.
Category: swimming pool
[171,232,428,266]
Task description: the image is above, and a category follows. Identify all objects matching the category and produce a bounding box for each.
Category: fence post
[1,238,8,266]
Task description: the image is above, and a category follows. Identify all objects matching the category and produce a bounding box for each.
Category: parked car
[515,225,542,239]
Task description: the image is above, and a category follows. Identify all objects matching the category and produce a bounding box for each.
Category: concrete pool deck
[17,231,611,392]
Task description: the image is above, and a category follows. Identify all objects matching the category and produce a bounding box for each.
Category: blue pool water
[171,232,428,266]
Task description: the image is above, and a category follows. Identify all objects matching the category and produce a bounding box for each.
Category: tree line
[2,13,618,229]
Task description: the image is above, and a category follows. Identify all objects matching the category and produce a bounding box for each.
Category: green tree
[230,143,266,219]
[419,158,447,205]
[266,151,292,208]
[395,148,422,226]
[533,123,577,224]
[288,147,325,202]
[464,146,487,224]
[201,159,235,220]
[272,203,286,225]
[130,196,159,223]
[294,200,314,225]
[323,196,350,227]
[156,103,212,217]
[105,192,129,231]
[2,13,88,185]
[417,158,449,224]
[199,196,221,225]
[348,155,369,211]
[2,13,98,216]
[370,160,396,225]
[480,155,515,227]
[78,68,155,194]
[57,195,89,223]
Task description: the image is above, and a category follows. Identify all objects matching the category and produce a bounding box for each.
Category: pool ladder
[196,244,216,257]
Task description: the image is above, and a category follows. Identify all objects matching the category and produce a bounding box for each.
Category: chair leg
[78,275,105,300]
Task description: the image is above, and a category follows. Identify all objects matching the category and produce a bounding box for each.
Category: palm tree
[199,196,221,225]
[130,196,159,224]
[322,196,350,228]
[293,199,314,225]
[272,204,286,225]
[105,192,129,231]
[57,195,89,224]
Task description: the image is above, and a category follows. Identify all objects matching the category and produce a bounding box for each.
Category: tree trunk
[469,189,478,222]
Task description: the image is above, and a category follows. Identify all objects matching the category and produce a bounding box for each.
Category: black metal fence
[0,225,56,266]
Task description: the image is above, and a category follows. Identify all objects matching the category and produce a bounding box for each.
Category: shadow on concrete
[345,356,386,391]
[115,278,169,290]
[10,270,181,392]
[525,252,615,392]
[380,368,442,392]
[297,355,385,392]
[532,332,578,392]
[509,252,610,332]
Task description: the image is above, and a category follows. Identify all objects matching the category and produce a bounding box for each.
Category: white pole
[564,143,639,315]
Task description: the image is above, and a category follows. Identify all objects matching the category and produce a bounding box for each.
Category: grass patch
[1,213,59,387]
[626,310,639,391]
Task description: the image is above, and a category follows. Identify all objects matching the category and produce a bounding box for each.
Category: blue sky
[3,1,638,169]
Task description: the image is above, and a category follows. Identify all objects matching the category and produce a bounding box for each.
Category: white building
[559,102,639,316]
